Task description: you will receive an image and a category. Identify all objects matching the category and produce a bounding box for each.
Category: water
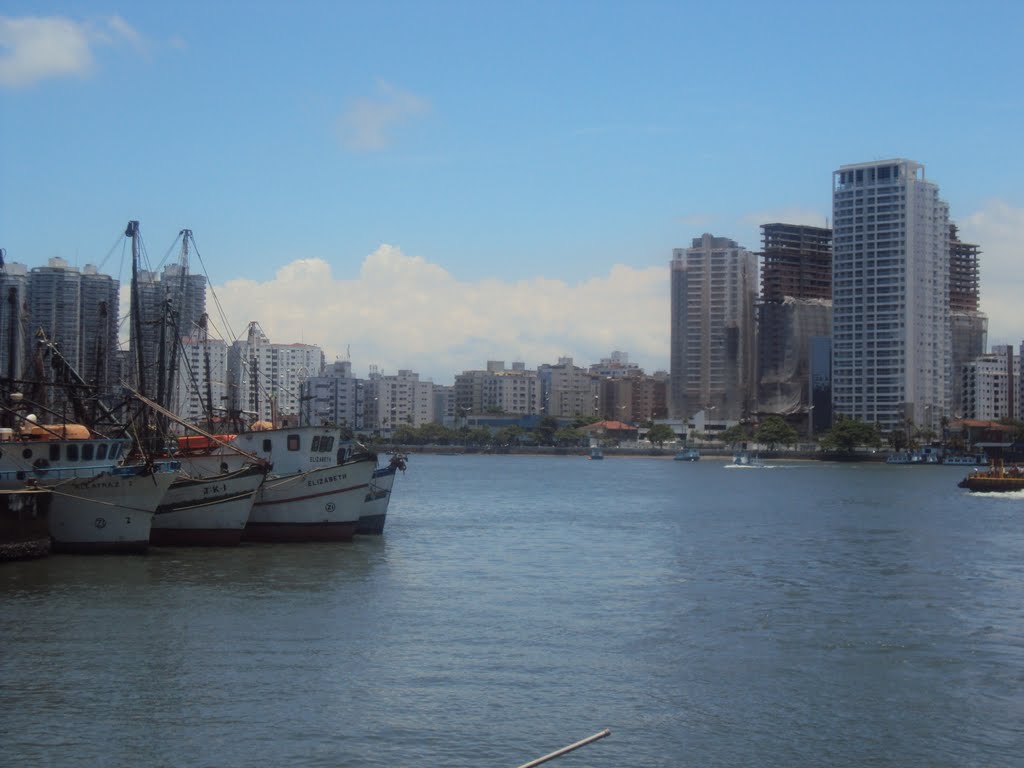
[2,455,1023,767]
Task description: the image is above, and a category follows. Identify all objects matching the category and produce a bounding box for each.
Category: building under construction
[949,224,987,417]
[756,223,833,423]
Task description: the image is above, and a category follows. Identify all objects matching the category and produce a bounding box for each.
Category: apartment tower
[831,159,951,433]
[670,234,757,421]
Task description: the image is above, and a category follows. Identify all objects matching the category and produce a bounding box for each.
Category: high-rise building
[174,335,229,428]
[130,261,207,403]
[670,234,757,421]
[28,257,82,369]
[302,360,365,430]
[962,345,1016,421]
[831,159,951,433]
[453,361,543,416]
[948,224,987,417]
[364,368,434,435]
[0,261,30,383]
[227,322,324,426]
[756,223,833,416]
[79,265,120,398]
[538,357,600,418]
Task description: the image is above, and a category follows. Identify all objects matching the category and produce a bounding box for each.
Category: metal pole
[513,729,611,768]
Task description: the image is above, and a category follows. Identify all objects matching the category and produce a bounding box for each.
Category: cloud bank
[204,198,1022,385]
[0,14,147,87]
[210,247,669,383]
[960,199,1024,347]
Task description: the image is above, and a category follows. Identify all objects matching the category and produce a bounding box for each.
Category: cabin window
[312,435,322,452]
[287,434,300,451]
[109,444,121,460]
[97,444,108,460]
[66,444,79,461]
[321,436,334,452]
[50,444,61,461]
[82,444,94,461]
[263,439,272,452]
[22,448,32,459]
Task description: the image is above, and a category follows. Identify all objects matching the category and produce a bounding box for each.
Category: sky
[2,1,1022,385]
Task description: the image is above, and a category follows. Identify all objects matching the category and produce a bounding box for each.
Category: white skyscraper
[831,159,951,433]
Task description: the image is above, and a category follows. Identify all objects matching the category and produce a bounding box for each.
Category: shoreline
[381,445,889,463]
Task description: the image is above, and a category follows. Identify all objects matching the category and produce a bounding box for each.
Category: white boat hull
[150,465,266,547]
[49,466,178,553]
[243,457,376,542]
[358,465,397,535]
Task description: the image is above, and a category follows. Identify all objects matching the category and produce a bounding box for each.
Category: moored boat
[48,461,180,554]
[150,463,267,546]
[243,452,377,542]
[674,447,700,461]
[943,453,986,466]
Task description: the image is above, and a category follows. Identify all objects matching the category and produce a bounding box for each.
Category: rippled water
[2,455,1023,767]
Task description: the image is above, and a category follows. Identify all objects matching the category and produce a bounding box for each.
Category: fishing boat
[48,461,180,553]
[150,463,267,546]
[589,445,604,460]
[957,463,1024,492]
[244,451,378,542]
[674,447,700,461]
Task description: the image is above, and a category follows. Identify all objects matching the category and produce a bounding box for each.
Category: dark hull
[242,521,358,543]
[0,490,51,561]
[51,539,149,554]
[958,476,1024,493]
[356,513,386,536]
[149,527,244,547]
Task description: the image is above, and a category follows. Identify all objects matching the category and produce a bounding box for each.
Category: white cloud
[209,246,669,383]
[0,16,94,87]
[0,14,152,88]
[959,198,1024,346]
[336,80,430,151]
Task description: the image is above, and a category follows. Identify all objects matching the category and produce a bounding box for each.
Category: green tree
[554,426,584,446]
[819,417,882,454]
[496,425,524,446]
[392,424,418,445]
[467,427,493,446]
[646,423,677,446]
[755,416,798,450]
[719,424,750,447]
[533,416,559,446]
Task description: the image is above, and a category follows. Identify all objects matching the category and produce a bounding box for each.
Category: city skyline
[2,4,1023,382]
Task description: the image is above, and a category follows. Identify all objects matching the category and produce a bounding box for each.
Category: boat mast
[127,221,146,400]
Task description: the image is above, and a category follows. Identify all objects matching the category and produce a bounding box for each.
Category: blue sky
[2,1,1022,383]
